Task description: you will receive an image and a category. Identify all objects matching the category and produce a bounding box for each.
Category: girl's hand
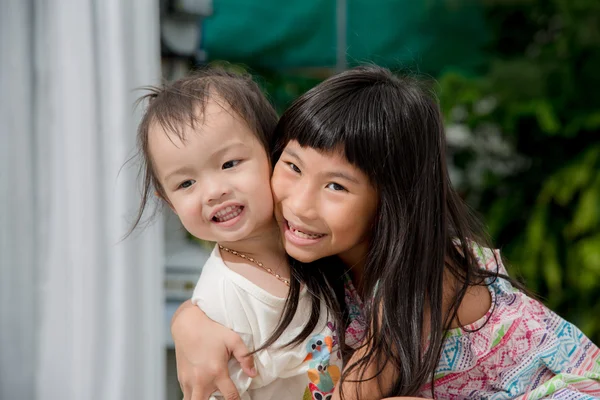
[171,300,257,400]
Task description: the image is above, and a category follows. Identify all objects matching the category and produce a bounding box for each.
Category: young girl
[171,66,600,399]
[132,69,353,399]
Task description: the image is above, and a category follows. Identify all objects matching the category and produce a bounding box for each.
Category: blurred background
[1,0,599,399]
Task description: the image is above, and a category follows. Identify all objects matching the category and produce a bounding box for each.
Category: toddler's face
[149,97,274,244]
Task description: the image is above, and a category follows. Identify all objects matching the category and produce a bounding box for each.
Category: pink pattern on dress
[419,246,600,399]
[339,246,600,399]
[343,274,366,350]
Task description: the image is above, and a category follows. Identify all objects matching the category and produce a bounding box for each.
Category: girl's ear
[155,191,177,214]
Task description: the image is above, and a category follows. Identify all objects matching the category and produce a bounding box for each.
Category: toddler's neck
[218,220,285,260]
[217,220,291,296]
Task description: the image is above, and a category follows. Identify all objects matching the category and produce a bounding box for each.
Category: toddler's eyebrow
[211,141,250,158]
[164,142,250,182]
[165,166,195,182]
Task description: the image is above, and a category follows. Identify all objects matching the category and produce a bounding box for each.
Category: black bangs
[272,68,397,180]
[272,66,437,187]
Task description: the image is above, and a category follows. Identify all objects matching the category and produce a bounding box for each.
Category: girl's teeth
[214,206,243,222]
[216,206,233,217]
[291,227,323,239]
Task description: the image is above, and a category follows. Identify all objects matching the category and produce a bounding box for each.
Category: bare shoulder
[454,283,492,328]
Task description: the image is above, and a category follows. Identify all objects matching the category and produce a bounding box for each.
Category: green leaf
[575,233,600,276]
[524,206,547,255]
[565,176,600,238]
[538,147,599,206]
[542,238,563,307]
[534,101,561,135]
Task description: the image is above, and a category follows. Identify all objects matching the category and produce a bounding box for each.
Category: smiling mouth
[212,205,244,222]
[286,221,326,240]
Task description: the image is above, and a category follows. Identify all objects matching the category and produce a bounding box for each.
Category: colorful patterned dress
[422,246,600,399]
[342,246,600,399]
[343,274,367,350]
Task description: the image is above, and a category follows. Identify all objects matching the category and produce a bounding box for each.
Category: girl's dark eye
[326,182,346,191]
[222,160,241,169]
[179,180,195,189]
[287,162,301,173]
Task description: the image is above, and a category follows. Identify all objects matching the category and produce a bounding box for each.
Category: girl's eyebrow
[284,148,361,184]
[282,148,303,165]
[323,171,360,184]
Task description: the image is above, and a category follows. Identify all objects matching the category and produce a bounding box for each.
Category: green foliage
[439,0,600,343]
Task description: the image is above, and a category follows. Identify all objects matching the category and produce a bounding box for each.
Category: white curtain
[0,1,164,399]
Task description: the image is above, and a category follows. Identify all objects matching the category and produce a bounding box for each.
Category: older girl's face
[271,140,378,267]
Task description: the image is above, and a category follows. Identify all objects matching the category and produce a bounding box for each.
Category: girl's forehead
[283,140,374,186]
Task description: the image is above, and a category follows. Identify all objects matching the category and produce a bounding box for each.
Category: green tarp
[201,0,489,74]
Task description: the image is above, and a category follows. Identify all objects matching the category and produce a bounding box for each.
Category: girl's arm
[331,348,423,400]
[171,300,257,400]
[332,303,420,400]
[331,338,398,400]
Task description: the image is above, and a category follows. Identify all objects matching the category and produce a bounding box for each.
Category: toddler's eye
[222,160,241,169]
[179,180,195,189]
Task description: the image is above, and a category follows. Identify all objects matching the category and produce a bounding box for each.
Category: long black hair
[270,65,522,397]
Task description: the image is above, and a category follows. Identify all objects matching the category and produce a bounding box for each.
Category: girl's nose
[286,182,318,221]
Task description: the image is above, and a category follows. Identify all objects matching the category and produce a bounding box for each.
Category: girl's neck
[338,240,369,291]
